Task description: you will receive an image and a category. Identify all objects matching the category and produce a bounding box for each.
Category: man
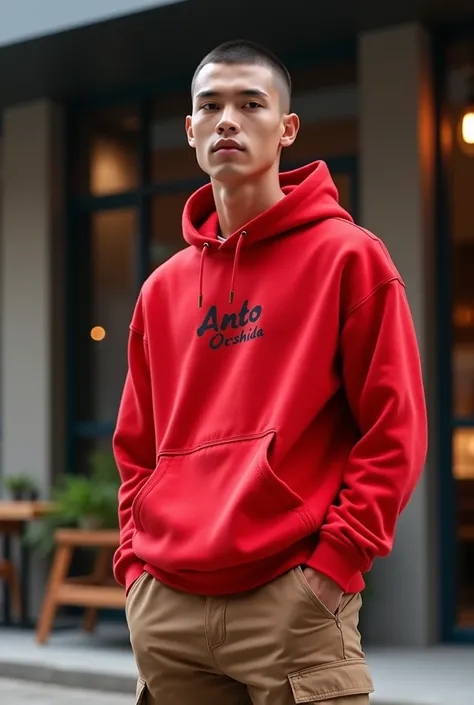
[113,40,427,705]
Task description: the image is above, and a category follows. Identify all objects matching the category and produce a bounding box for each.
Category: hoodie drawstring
[198,242,211,308]
[198,231,247,308]
[229,231,246,304]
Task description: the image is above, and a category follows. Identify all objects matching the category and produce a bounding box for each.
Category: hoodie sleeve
[306,278,427,591]
[113,294,156,593]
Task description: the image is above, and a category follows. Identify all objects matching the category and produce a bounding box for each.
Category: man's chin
[209,163,250,186]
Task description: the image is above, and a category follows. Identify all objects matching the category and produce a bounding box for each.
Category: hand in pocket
[303,567,343,615]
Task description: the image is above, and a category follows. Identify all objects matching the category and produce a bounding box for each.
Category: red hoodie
[113,161,427,597]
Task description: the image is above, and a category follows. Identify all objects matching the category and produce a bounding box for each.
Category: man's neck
[212,168,285,239]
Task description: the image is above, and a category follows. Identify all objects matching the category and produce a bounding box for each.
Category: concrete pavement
[0,677,132,705]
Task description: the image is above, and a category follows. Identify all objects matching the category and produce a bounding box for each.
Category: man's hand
[303,567,344,615]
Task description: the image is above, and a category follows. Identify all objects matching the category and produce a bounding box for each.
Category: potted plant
[3,474,39,501]
[25,450,120,556]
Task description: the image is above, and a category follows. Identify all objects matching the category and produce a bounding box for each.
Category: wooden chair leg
[8,565,22,619]
[83,547,111,633]
[0,560,22,620]
[36,545,73,645]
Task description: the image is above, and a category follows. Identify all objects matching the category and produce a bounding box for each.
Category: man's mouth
[213,139,244,152]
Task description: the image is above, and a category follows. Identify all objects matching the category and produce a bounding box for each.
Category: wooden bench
[36,528,125,644]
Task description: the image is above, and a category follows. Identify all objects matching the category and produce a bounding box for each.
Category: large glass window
[285,60,357,163]
[73,105,140,196]
[90,209,137,422]
[69,207,138,436]
[442,35,474,634]
[150,192,193,273]
[150,95,203,184]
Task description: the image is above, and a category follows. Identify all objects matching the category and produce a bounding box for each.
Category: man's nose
[216,108,240,134]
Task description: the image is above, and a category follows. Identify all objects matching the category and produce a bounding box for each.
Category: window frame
[434,25,474,644]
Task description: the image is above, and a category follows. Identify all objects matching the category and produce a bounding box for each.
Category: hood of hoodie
[182,160,353,251]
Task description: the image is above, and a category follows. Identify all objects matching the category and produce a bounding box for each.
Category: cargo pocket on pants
[288,659,374,702]
[135,677,147,704]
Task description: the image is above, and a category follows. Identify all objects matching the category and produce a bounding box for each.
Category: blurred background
[0,1,474,702]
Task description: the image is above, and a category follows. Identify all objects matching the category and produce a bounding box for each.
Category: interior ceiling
[0,0,473,111]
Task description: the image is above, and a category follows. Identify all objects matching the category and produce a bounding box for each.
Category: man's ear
[280,113,300,149]
[185,116,195,148]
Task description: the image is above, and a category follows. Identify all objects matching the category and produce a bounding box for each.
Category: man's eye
[202,103,218,111]
[245,102,262,109]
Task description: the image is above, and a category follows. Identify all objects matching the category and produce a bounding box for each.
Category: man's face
[186,62,299,185]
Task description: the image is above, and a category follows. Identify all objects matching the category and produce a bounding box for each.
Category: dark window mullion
[144,178,209,197]
[137,100,152,286]
[452,418,474,429]
[72,192,140,212]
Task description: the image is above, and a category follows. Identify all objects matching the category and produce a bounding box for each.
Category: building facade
[1,1,474,646]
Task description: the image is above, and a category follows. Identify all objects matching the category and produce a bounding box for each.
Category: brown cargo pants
[126,567,374,704]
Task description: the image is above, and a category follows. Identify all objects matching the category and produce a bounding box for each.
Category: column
[1,100,65,615]
[359,24,438,646]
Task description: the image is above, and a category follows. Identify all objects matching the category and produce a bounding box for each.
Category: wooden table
[0,501,53,522]
[0,501,54,627]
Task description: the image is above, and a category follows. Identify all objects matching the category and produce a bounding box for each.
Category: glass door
[68,207,139,470]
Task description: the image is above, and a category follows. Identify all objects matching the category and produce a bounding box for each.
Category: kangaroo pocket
[132,430,308,573]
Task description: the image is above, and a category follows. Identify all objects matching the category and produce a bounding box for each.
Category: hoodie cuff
[306,536,362,593]
[125,562,145,596]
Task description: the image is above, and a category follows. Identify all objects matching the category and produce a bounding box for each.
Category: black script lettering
[210,325,264,350]
[249,305,262,324]
[210,333,224,350]
[199,300,264,349]
[221,312,239,331]
[197,306,219,337]
[238,300,250,327]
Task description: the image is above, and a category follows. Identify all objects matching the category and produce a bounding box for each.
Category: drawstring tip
[198,294,203,308]
[229,291,234,304]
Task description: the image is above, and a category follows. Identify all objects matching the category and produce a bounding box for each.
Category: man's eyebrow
[195,89,269,99]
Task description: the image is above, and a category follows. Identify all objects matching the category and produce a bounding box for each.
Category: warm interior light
[461,110,474,145]
[90,326,106,341]
[454,305,474,328]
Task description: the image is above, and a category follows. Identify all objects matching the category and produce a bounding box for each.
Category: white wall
[1,100,65,613]
[0,0,184,47]
[359,24,438,646]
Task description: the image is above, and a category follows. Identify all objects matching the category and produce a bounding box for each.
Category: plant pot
[11,490,24,501]
[78,515,104,531]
